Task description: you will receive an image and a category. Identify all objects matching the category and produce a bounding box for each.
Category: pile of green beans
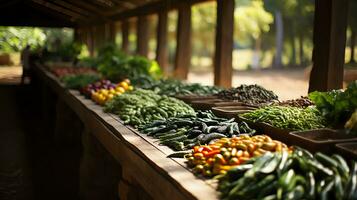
[104,89,195,127]
[240,106,326,131]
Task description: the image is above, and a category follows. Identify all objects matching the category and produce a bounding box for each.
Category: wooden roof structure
[0,0,351,92]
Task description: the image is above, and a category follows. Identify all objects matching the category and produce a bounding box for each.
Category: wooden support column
[122,20,129,53]
[308,0,349,92]
[214,0,234,88]
[136,15,150,57]
[174,3,192,80]
[156,10,169,75]
[109,22,116,43]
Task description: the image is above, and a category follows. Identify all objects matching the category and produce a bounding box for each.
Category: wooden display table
[33,64,218,200]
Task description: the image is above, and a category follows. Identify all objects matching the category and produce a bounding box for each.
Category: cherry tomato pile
[185,134,291,177]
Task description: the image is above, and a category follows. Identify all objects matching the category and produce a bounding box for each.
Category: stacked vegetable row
[104,89,196,127]
[139,111,256,151]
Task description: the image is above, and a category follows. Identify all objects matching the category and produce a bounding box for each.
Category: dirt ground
[0,66,309,100]
[0,66,22,84]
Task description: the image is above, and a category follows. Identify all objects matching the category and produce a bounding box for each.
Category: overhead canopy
[0,0,162,27]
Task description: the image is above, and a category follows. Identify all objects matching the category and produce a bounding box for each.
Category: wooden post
[214,0,234,88]
[174,3,191,80]
[122,19,129,53]
[136,15,150,57]
[156,10,169,76]
[308,0,349,92]
[109,22,116,43]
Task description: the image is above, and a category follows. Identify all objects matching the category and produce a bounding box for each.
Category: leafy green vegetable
[96,44,162,81]
[60,74,100,89]
[309,81,357,130]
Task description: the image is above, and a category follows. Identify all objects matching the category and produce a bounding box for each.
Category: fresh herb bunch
[309,81,357,130]
[60,74,100,89]
[217,84,279,105]
[240,106,326,131]
[217,148,357,200]
[104,89,195,127]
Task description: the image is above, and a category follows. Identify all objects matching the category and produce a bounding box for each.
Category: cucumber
[226,164,253,180]
[315,152,339,168]
[344,161,357,200]
[284,185,304,200]
[240,174,276,198]
[334,174,344,200]
[259,153,281,174]
[158,131,185,140]
[332,154,350,179]
[320,179,334,200]
[167,150,192,158]
[307,172,316,199]
[199,133,226,144]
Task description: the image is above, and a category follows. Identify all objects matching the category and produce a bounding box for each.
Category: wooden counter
[33,65,219,200]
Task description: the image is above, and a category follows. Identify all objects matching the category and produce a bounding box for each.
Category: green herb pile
[141,79,222,96]
[309,81,357,133]
[96,44,162,82]
[104,89,195,127]
[217,84,279,105]
[60,74,100,89]
[139,111,255,151]
[240,106,326,131]
[217,148,357,200]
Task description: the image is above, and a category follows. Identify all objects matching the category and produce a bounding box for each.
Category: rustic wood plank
[137,15,150,57]
[308,0,349,92]
[174,3,191,80]
[214,0,234,88]
[156,10,169,75]
[122,19,129,53]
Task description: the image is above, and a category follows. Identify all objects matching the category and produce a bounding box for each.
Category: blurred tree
[264,0,314,68]
[234,0,273,69]
[348,0,357,64]
[0,27,46,52]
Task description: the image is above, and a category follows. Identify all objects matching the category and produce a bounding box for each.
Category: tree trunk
[299,33,304,67]
[273,10,284,68]
[290,29,296,67]
[350,29,356,64]
[252,37,261,69]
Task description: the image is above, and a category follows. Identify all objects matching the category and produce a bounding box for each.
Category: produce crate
[335,142,357,160]
[211,106,257,119]
[175,95,218,104]
[190,99,226,110]
[290,129,357,153]
[237,116,296,145]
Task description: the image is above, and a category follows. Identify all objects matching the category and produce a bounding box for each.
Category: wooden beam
[31,0,87,22]
[213,0,234,88]
[156,10,169,75]
[136,15,149,57]
[308,0,349,92]
[122,19,129,53]
[110,0,214,21]
[174,3,191,80]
